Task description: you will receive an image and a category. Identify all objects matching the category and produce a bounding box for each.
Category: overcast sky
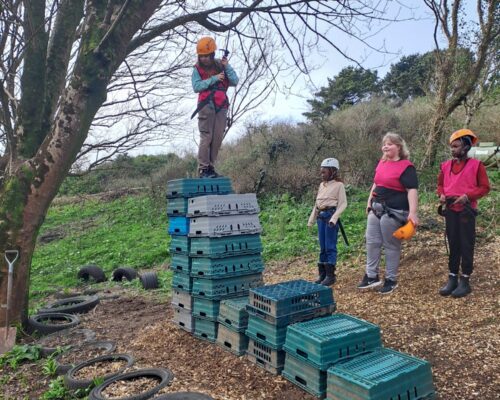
[135,2,475,156]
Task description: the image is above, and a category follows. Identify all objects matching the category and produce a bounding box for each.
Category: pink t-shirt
[374,159,414,192]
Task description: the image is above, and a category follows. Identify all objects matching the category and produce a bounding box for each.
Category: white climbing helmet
[321,158,339,170]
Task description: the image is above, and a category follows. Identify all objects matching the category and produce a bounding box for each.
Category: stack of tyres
[281,314,382,399]
[245,280,336,375]
[188,192,265,343]
[216,296,250,356]
[167,178,233,333]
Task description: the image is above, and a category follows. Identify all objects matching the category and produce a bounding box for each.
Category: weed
[40,376,73,400]
[41,358,58,377]
[0,344,41,370]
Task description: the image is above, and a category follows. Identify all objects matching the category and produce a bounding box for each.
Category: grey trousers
[365,211,407,281]
[197,104,228,169]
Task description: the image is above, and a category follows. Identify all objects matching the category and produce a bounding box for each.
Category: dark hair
[325,167,342,182]
[461,136,473,150]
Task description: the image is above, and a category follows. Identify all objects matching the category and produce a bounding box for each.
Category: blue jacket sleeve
[192,67,218,93]
[225,64,239,87]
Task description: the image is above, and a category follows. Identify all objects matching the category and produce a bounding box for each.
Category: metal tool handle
[5,250,19,271]
[4,250,19,340]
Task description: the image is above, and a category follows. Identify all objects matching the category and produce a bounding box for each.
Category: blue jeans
[317,210,339,265]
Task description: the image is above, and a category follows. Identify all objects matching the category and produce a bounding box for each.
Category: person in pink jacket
[437,129,490,298]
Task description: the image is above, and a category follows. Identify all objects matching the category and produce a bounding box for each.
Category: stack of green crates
[186,190,265,343]
[282,314,382,398]
[326,348,435,400]
[245,280,336,375]
[168,178,233,333]
[216,296,250,356]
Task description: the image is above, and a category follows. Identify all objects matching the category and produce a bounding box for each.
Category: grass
[259,187,367,261]
[30,171,498,304]
[31,195,169,301]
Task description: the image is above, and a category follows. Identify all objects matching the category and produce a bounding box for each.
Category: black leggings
[445,209,476,275]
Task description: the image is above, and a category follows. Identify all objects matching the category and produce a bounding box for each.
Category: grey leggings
[365,211,407,281]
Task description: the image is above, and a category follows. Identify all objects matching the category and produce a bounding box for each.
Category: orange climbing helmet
[393,219,416,240]
[196,37,217,55]
[449,129,478,145]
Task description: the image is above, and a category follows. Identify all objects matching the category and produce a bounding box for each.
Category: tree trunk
[0,0,162,327]
[0,168,46,326]
[420,106,448,168]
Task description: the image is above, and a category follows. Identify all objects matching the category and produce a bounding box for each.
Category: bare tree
[0,0,394,325]
[463,33,499,127]
[421,0,499,167]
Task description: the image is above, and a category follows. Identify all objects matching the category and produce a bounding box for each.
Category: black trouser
[445,209,476,275]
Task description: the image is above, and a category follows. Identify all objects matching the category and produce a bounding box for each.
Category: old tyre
[64,353,134,390]
[38,295,100,314]
[112,267,138,282]
[139,271,158,290]
[37,328,96,357]
[89,368,174,400]
[78,265,106,283]
[54,340,116,375]
[156,393,214,400]
[28,312,80,335]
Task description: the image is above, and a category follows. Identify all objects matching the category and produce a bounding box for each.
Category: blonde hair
[382,132,410,160]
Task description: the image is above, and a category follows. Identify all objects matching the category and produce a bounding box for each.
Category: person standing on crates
[357,132,419,294]
[192,36,239,178]
[308,158,348,286]
[437,129,490,298]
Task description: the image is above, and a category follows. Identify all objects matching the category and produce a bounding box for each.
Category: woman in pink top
[357,133,419,294]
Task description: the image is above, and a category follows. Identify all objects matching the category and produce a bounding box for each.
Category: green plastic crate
[217,296,249,332]
[166,177,233,198]
[192,297,220,321]
[170,254,191,274]
[169,235,190,255]
[191,273,263,300]
[247,338,285,375]
[326,348,435,400]
[167,197,188,216]
[216,323,249,356]
[193,317,218,342]
[172,271,192,292]
[248,280,334,322]
[282,353,327,399]
[284,314,382,370]
[191,254,264,278]
[245,315,288,349]
[247,303,336,328]
[189,234,262,258]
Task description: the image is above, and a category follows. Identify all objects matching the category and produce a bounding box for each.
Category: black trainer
[357,274,382,289]
[199,168,216,178]
[208,166,220,178]
[379,278,398,294]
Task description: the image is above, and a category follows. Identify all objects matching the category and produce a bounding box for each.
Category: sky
[132,1,476,156]
[152,2,442,155]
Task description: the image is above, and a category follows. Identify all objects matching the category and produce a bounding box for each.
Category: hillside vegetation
[31,95,499,303]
